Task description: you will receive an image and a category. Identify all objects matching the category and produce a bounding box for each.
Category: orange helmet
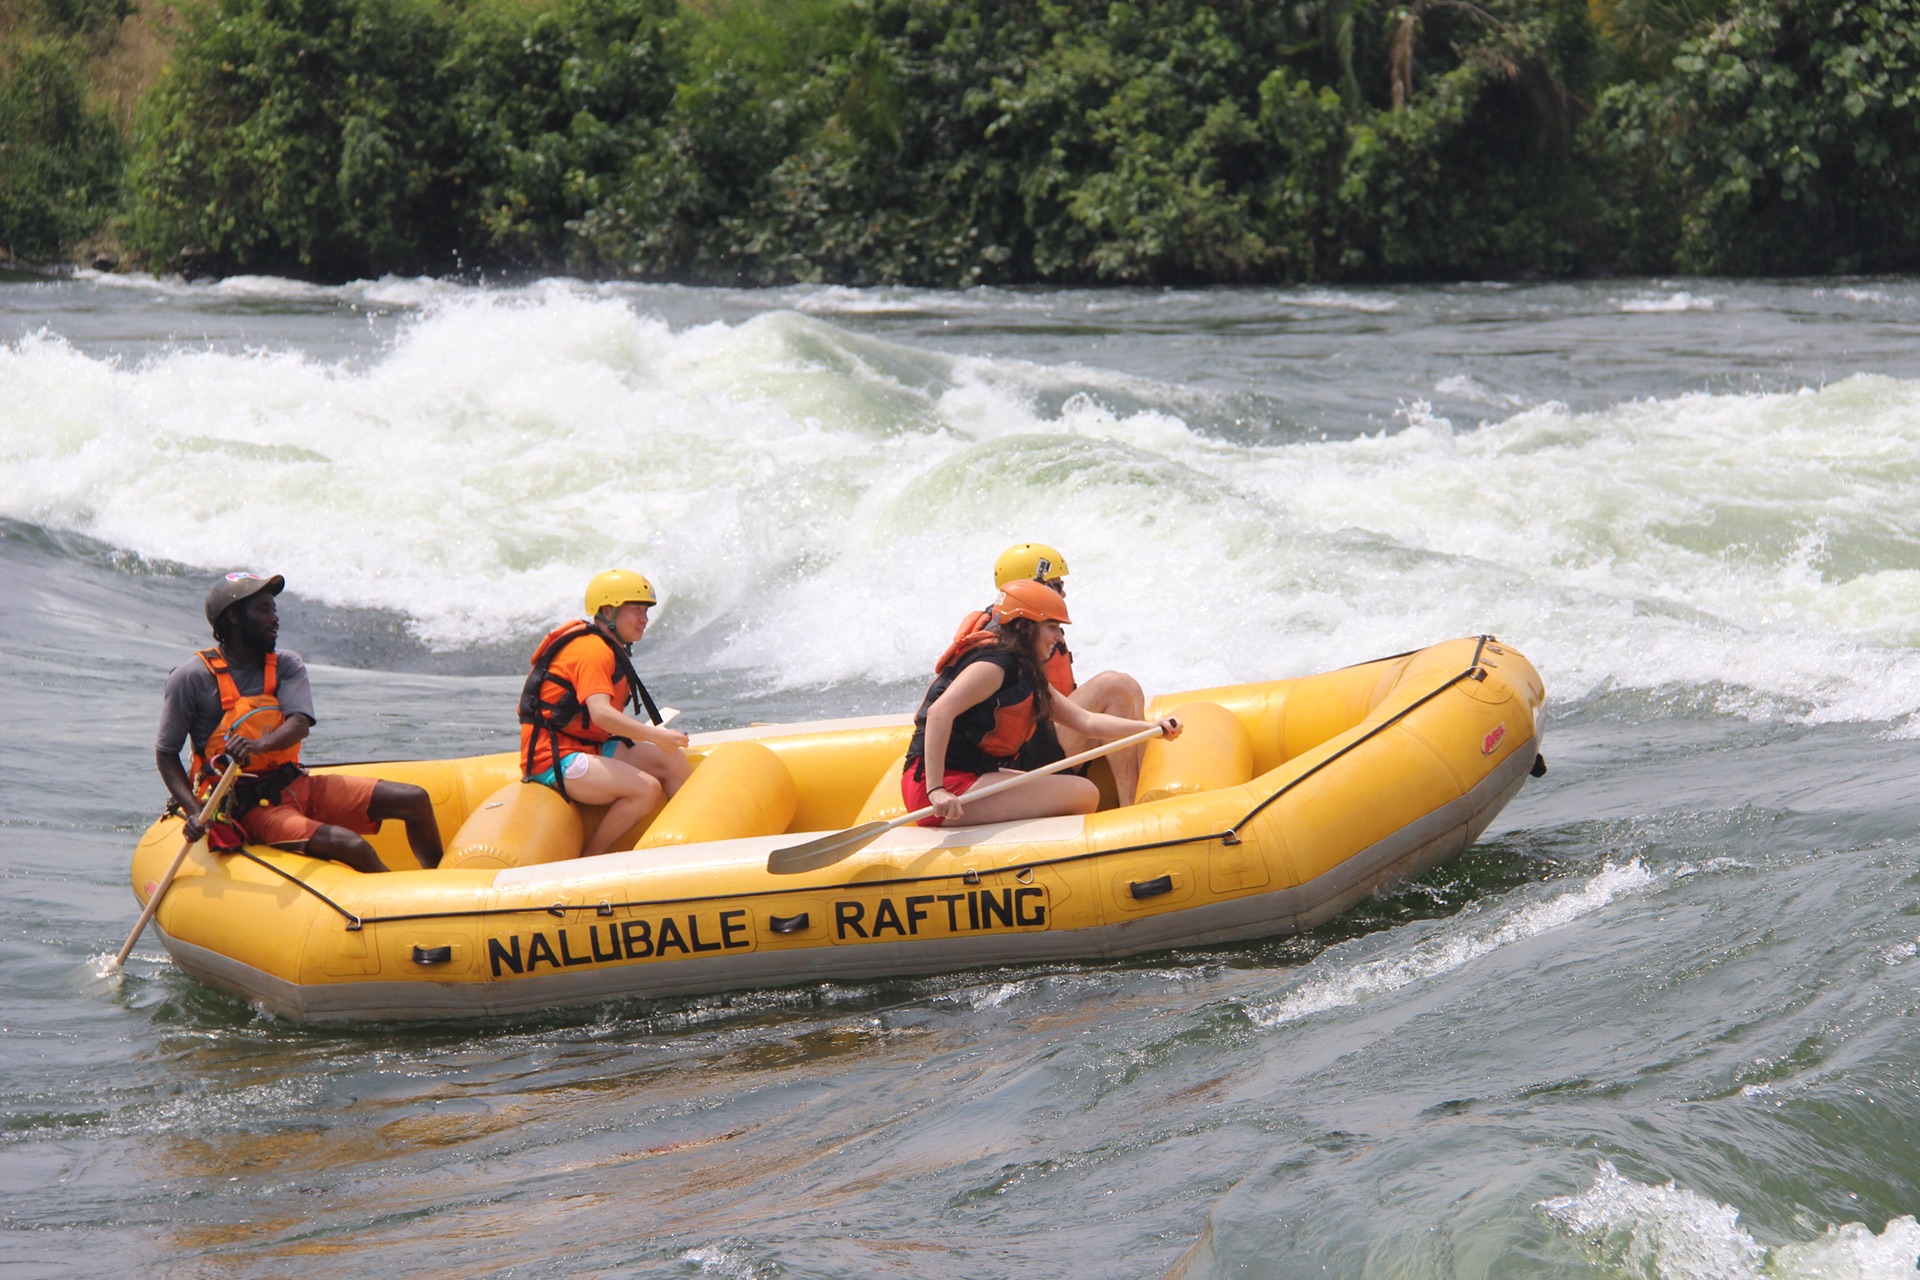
[992,579,1071,626]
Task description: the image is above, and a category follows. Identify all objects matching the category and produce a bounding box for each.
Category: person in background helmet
[155,571,443,872]
[518,569,690,856]
[906,580,1180,827]
[945,542,1155,804]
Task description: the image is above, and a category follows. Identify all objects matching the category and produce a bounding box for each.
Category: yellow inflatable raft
[128,636,1544,1022]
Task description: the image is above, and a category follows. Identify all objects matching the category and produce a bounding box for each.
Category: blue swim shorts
[527,739,620,790]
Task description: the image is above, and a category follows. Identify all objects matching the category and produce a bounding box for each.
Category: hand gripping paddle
[766,723,1167,874]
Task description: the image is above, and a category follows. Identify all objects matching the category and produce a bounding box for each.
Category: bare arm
[584,693,689,751]
[237,713,310,762]
[920,662,1006,820]
[1051,694,1183,743]
[156,751,203,838]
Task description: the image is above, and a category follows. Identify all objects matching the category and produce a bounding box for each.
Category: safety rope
[233,849,364,930]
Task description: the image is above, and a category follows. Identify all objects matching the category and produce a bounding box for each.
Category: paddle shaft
[903,722,1167,829]
[766,722,1172,871]
[113,759,243,969]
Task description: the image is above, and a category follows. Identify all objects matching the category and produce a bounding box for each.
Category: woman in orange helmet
[904,580,1180,827]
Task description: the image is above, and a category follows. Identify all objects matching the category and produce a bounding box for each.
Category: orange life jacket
[191,647,302,793]
[950,607,1076,695]
[516,620,661,800]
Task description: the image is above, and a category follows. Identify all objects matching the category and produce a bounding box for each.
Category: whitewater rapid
[5,276,1920,722]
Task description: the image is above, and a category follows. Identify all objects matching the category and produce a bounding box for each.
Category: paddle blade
[766,820,894,874]
[67,951,126,996]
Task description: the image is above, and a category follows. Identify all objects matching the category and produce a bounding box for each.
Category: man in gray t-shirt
[155,572,443,872]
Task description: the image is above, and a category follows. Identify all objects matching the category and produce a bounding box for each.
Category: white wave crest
[1620,290,1718,313]
[681,1244,767,1279]
[8,288,1920,718]
[1244,861,1656,1027]
[1292,288,1401,313]
[1540,1159,1920,1280]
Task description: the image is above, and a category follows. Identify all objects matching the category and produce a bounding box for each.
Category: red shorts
[902,763,982,828]
[237,772,379,849]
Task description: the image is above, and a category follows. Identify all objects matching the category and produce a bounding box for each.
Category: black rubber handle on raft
[1129,876,1174,900]
[768,913,810,934]
[1531,754,1548,777]
[411,945,452,965]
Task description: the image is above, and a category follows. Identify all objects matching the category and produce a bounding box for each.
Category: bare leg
[613,740,691,798]
[554,756,664,856]
[369,780,443,869]
[304,825,391,873]
[1053,670,1148,804]
[942,770,1099,826]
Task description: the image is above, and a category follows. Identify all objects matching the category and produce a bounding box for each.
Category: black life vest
[517,620,661,800]
[905,644,1042,779]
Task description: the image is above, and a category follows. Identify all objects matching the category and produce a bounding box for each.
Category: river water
[4,271,1920,1278]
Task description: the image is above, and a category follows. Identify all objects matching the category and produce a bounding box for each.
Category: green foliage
[1593,0,1920,273]
[0,34,123,258]
[575,0,1600,285]
[37,0,1920,281]
[19,0,135,39]
[446,0,681,267]
[1588,0,1731,79]
[125,0,463,277]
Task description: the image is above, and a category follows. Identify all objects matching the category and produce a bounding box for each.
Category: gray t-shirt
[155,648,318,759]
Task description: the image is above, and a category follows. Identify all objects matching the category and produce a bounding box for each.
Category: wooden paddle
[766,723,1168,874]
[109,758,244,971]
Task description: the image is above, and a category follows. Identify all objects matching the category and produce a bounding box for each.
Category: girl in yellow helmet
[518,571,690,856]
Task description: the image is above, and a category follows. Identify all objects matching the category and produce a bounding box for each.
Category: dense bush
[11,0,1918,281]
[1593,0,1920,273]
[0,35,124,258]
[577,0,1604,284]
[124,0,464,277]
[446,0,680,270]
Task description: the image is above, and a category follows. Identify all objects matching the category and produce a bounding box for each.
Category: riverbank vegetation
[4,0,1917,282]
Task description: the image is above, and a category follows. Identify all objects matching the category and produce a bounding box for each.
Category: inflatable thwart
[128,637,1545,1022]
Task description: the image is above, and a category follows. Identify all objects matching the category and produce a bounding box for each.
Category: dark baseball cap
[204,571,285,626]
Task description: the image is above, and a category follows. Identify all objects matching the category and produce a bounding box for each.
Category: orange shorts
[237,772,379,849]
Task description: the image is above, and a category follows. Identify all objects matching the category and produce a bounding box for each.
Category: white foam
[1433,374,1524,408]
[1244,861,1657,1027]
[8,289,1920,722]
[681,1245,764,1279]
[1620,290,1718,313]
[1540,1159,1920,1280]
[1293,288,1401,313]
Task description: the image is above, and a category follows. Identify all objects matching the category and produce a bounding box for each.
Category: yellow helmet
[585,569,658,616]
[993,542,1069,589]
